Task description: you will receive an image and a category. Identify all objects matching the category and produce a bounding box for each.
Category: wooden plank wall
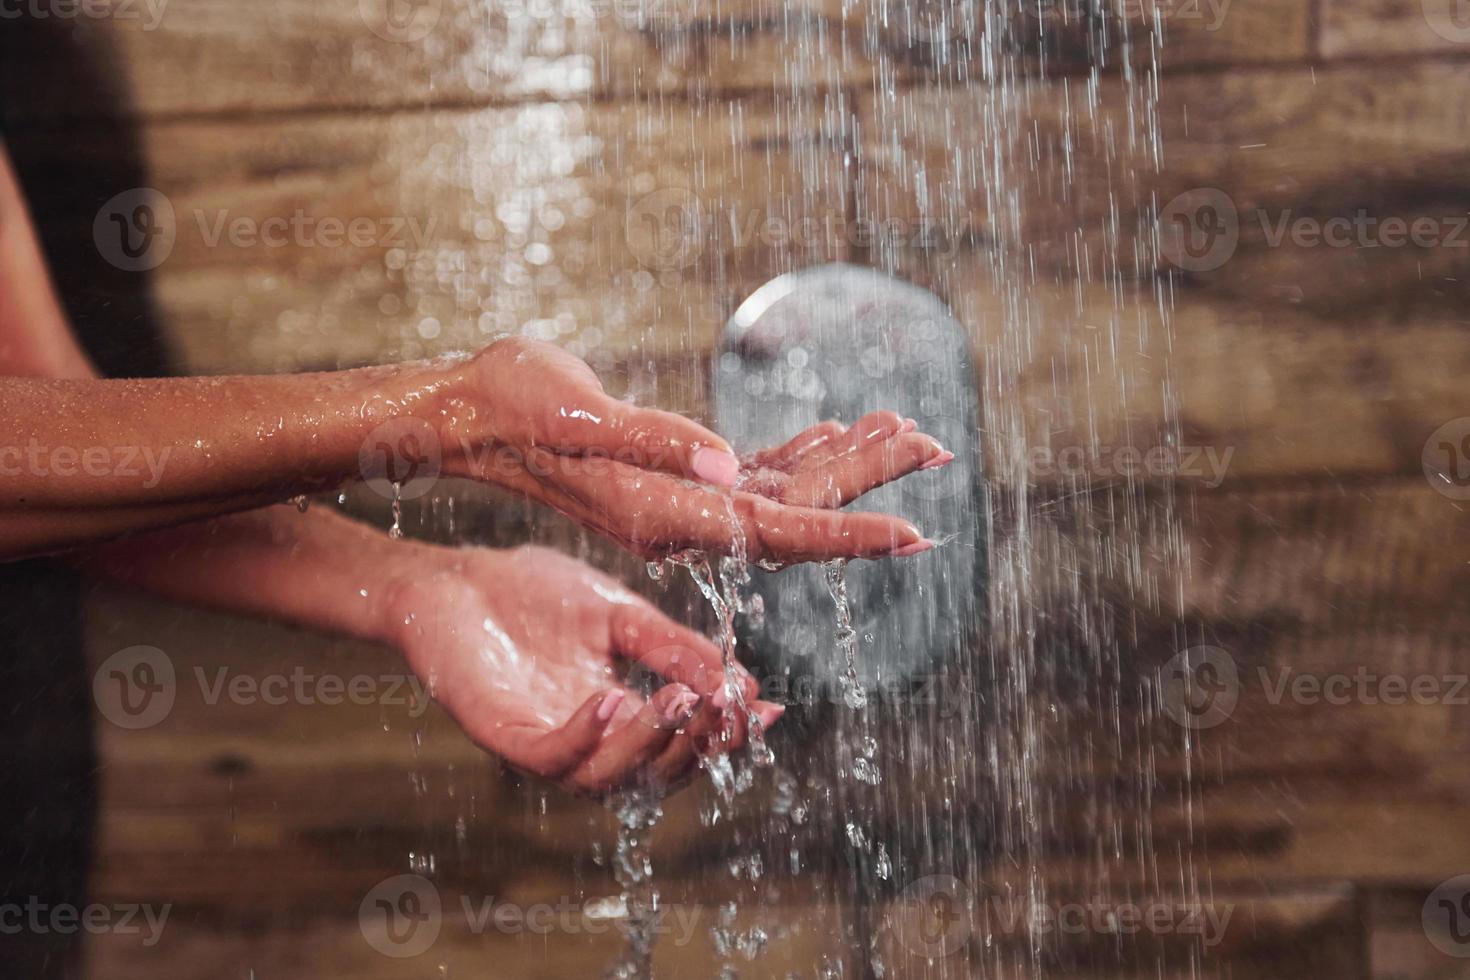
[4,0,1470,976]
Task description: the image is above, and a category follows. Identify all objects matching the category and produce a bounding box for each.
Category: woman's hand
[443,338,950,565]
[447,337,744,486]
[80,509,776,797]
[383,544,780,796]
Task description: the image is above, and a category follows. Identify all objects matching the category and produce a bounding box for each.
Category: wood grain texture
[858,60,1470,319]
[7,0,1469,975]
[14,78,1467,485]
[11,98,850,374]
[1322,0,1470,57]
[0,0,849,122]
[0,0,1315,125]
[80,479,1470,905]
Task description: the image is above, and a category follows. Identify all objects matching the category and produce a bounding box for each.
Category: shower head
[713,263,986,702]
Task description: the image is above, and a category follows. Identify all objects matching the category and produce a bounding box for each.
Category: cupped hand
[384,544,780,796]
[443,339,950,565]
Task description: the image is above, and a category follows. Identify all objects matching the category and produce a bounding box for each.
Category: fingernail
[711,686,730,710]
[693,448,741,487]
[919,450,955,471]
[596,690,626,722]
[663,690,702,725]
[901,418,918,433]
[755,704,786,729]
[887,539,936,558]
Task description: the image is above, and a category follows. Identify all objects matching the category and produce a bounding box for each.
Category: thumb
[510,689,626,780]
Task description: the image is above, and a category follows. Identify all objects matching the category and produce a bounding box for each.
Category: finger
[649,696,729,787]
[650,697,786,789]
[612,602,759,700]
[503,689,625,780]
[734,494,927,564]
[548,391,741,488]
[700,698,785,758]
[568,684,702,795]
[648,733,703,790]
[781,432,946,508]
[689,687,747,756]
[522,449,926,564]
[804,411,909,464]
[745,701,786,747]
[748,421,847,470]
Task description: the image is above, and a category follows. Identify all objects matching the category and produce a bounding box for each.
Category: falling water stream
[357,0,1204,975]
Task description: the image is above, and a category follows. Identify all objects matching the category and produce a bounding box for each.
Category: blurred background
[3,0,1470,976]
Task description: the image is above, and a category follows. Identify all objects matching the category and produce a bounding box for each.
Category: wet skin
[0,144,952,795]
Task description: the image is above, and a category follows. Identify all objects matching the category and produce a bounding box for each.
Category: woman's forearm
[73,505,407,643]
[0,358,468,558]
[0,362,457,509]
[0,142,95,381]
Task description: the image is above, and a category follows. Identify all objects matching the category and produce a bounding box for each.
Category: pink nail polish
[597,690,626,722]
[919,451,955,471]
[756,704,786,728]
[887,539,936,558]
[693,448,741,487]
[664,690,701,724]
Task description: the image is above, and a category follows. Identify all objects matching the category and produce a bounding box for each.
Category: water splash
[604,792,664,980]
